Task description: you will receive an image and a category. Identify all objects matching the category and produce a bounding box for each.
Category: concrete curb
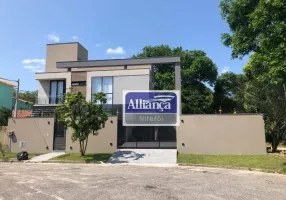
[0,160,22,163]
[105,163,179,167]
[178,163,281,174]
[1,160,284,175]
[40,160,104,164]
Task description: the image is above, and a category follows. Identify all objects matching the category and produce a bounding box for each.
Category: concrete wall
[77,43,88,61]
[113,75,150,104]
[65,117,117,153]
[127,65,151,69]
[71,64,151,72]
[177,115,266,155]
[71,72,87,82]
[37,80,50,104]
[46,43,88,72]
[7,118,54,153]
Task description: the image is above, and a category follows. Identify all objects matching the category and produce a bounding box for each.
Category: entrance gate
[117,120,176,149]
[53,120,66,151]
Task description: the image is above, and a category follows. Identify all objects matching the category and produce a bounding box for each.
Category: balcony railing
[35,95,64,105]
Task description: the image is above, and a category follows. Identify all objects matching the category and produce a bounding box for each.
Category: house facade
[6,42,267,155]
[0,78,15,110]
[31,42,181,151]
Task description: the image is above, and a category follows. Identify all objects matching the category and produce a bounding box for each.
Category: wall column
[175,62,181,114]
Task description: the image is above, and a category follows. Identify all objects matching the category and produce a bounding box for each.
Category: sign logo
[123,90,180,126]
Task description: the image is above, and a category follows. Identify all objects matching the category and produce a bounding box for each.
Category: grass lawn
[51,153,112,163]
[178,154,286,174]
[0,153,42,160]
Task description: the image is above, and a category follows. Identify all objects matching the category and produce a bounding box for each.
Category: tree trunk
[79,141,84,156]
[272,139,279,153]
[83,137,88,155]
[79,138,89,156]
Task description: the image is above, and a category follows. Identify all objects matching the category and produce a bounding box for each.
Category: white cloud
[106,46,125,55]
[22,59,45,72]
[96,43,103,47]
[72,36,79,40]
[47,33,60,42]
[220,66,230,74]
[23,65,44,72]
[22,59,45,65]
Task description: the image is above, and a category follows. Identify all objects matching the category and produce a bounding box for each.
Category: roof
[47,42,88,52]
[0,78,16,87]
[13,110,32,118]
[56,56,181,69]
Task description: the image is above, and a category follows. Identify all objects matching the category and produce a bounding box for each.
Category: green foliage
[220,0,286,58]
[244,77,286,152]
[220,0,286,152]
[213,72,246,113]
[178,154,286,174]
[55,92,108,156]
[220,0,286,83]
[134,45,218,114]
[17,90,38,104]
[0,142,9,161]
[0,107,12,126]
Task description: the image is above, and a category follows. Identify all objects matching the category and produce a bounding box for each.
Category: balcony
[35,94,64,105]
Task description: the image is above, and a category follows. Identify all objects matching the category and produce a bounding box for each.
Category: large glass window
[50,80,65,104]
[91,77,113,104]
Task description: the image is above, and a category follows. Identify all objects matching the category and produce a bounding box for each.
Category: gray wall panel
[113,75,149,104]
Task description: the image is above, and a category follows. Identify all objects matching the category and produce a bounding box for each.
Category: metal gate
[53,120,66,151]
[117,122,176,149]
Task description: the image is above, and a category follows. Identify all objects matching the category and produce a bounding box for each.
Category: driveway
[107,149,177,164]
[0,163,286,200]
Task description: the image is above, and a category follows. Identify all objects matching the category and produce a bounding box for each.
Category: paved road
[0,163,286,200]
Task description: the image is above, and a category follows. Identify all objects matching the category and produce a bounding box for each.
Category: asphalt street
[0,163,286,200]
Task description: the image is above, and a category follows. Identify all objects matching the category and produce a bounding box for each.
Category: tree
[220,0,286,152]
[244,78,286,152]
[220,0,286,58]
[213,72,246,113]
[55,92,108,156]
[133,45,218,114]
[14,90,38,104]
[220,0,286,83]
[242,53,286,152]
[0,107,12,126]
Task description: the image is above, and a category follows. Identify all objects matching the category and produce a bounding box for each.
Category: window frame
[91,76,113,105]
[49,80,66,104]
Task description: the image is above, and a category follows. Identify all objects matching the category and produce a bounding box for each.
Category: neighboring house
[0,78,15,110]
[12,98,33,110]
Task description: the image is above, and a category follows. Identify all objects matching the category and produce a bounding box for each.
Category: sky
[0,0,249,91]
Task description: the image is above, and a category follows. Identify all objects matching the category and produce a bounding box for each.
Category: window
[50,80,66,104]
[91,77,113,104]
